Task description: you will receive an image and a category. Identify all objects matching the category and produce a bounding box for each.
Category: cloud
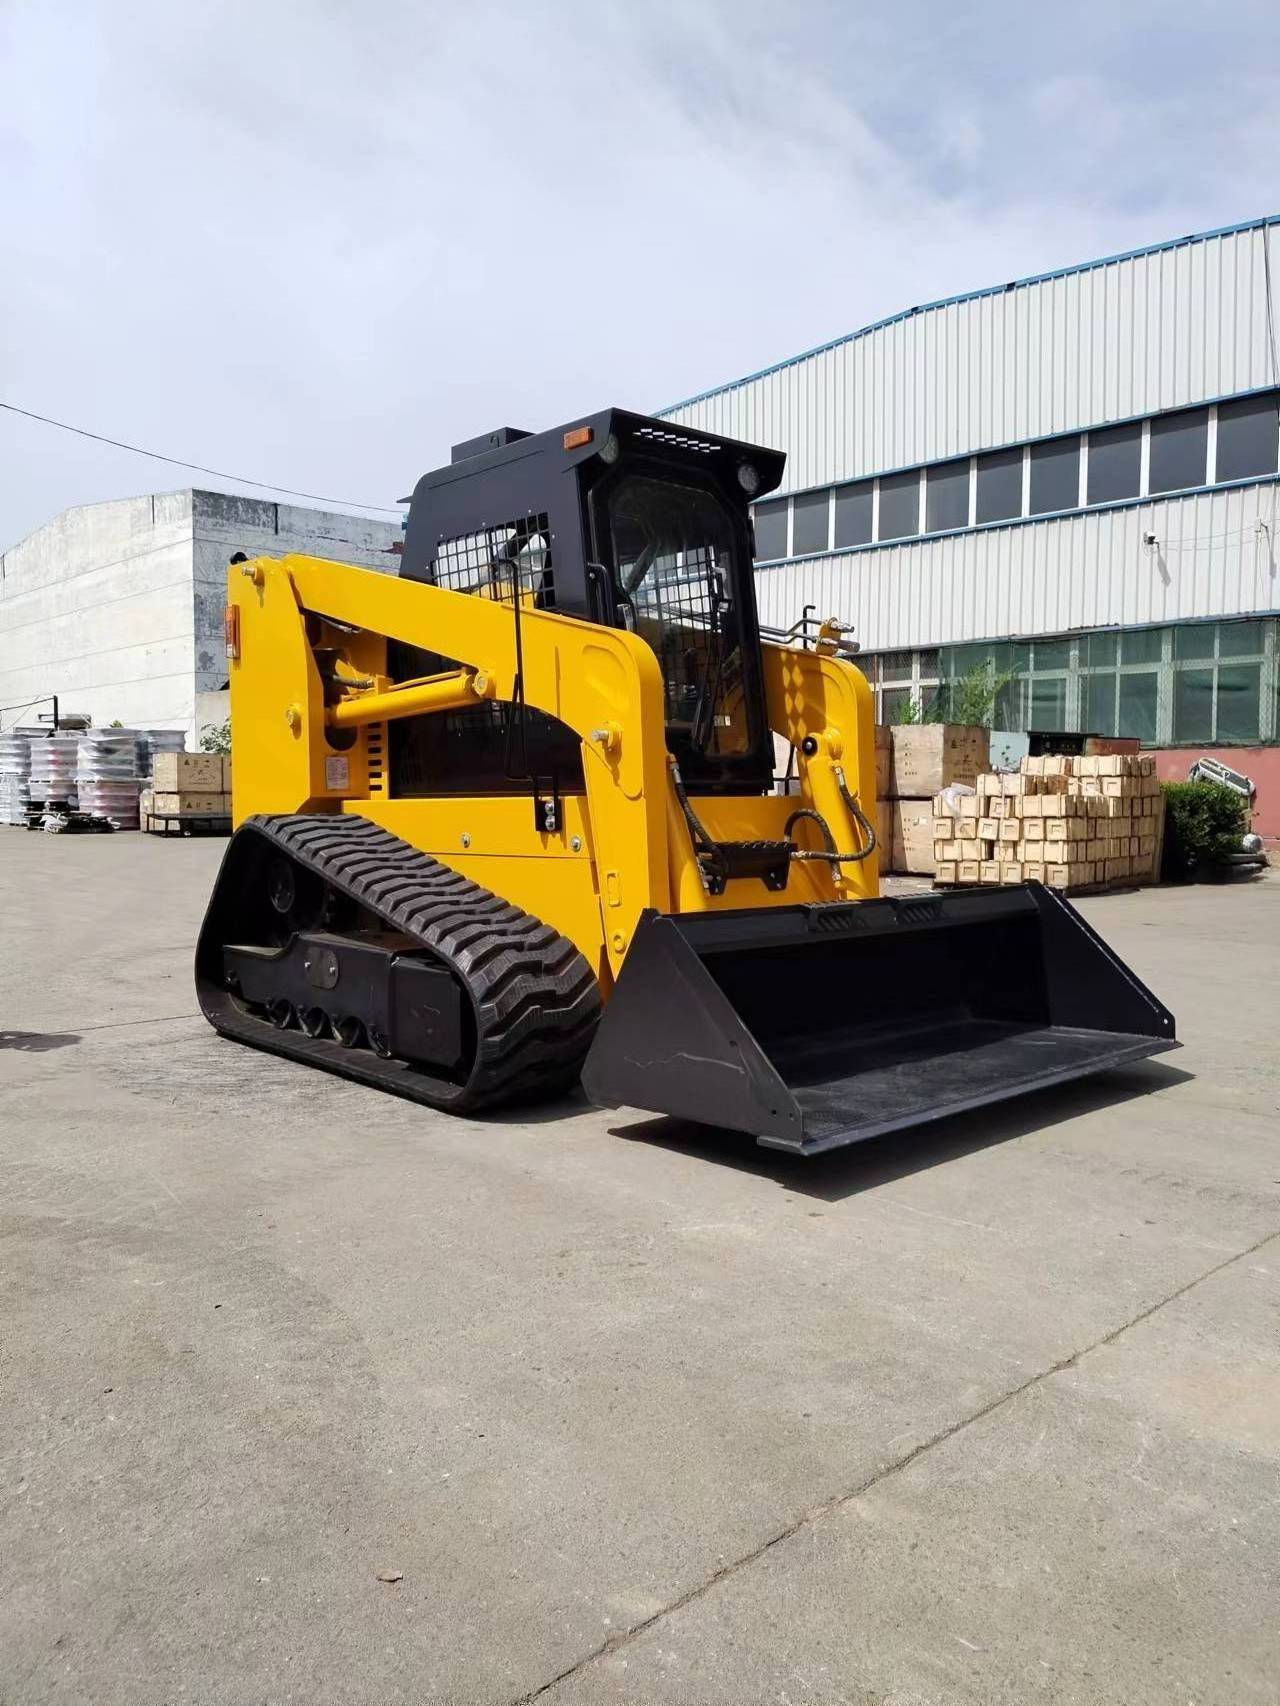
[1,0,1277,549]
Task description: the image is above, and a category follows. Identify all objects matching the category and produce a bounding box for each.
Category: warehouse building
[0,490,400,740]
[661,214,1280,831]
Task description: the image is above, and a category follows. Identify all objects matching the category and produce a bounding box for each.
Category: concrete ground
[2,830,1278,1706]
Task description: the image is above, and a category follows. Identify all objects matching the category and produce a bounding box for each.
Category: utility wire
[0,399,404,515]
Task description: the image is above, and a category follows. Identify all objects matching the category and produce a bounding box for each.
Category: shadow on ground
[610,1059,1195,1201]
[0,1030,81,1053]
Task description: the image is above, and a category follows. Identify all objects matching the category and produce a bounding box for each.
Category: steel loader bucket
[581,883,1178,1155]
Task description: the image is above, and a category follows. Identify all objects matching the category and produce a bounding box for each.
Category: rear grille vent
[633,426,717,454]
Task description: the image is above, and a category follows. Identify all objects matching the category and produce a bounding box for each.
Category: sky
[2,0,1278,550]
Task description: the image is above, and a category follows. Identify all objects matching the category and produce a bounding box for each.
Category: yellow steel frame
[227,553,879,989]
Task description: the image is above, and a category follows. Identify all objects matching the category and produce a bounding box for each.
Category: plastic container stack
[136,727,186,783]
[0,731,32,825]
[28,734,80,808]
[76,728,141,827]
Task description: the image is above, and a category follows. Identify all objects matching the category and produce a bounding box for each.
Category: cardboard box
[151,791,230,815]
[891,799,938,875]
[889,725,988,798]
[1045,861,1094,889]
[152,751,224,793]
[874,726,891,800]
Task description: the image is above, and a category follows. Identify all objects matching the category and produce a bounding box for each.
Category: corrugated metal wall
[754,482,1280,651]
[664,223,1278,492]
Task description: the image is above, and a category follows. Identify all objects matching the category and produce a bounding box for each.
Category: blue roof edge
[659,214,1280,417]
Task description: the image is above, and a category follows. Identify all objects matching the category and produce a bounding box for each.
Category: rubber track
[202,813,601,1112]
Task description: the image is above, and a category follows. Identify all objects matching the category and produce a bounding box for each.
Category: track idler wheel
[299,1006,329,1039]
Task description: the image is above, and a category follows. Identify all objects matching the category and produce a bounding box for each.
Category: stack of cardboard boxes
[880,725,989,876]
[141,752,232,831]
[933,753,1163,890]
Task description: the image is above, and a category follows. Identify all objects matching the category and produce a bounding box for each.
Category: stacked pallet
[142,751,232,830]
[0,732,31,825]
[28,734,80,810]
[77,728,141,827]
[933,753,1163,890]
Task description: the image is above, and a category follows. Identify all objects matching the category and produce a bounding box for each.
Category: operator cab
[396,408,786,798]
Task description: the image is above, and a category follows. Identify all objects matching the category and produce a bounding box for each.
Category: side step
[581,884,1179,1154]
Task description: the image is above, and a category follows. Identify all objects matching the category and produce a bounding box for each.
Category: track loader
[197,409,1177,1154]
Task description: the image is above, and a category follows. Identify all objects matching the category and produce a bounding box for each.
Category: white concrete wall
[190,492,401,703]
[0,492,196,735]
[0,489,401,745]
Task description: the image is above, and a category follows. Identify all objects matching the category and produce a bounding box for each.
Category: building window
[858,648,941,723]
[925,458,970,533]
[877,470,920,541]
[791,489,830,556]
[1149,406,1209,494]
[833,480,873,548]
[1215,392,1280,483]
[1120,627,1163,666]
[974,447,1023,523]
[752,499,787,562]
[1087,422,1142,504]
[751,395,1277,566]
[866,620,1275,746]
[1117,672,1160,742]
[1028,437,1080,515]
[1171,619,1265,743]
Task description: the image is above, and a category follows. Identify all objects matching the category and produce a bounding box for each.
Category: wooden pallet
[143,811,232,838]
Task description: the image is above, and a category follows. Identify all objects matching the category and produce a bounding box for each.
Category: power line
[0,399,405,515]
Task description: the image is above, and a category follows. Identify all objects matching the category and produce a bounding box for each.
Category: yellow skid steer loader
[197,409,1176,1154]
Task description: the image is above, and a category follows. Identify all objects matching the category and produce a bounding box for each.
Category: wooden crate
[152,751,225,793]
[891,799,938,875]
[888,724,987,798]
[874,725,891,800]
[152,791,230,815]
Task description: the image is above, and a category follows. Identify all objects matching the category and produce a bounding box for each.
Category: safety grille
[430,512,554,607]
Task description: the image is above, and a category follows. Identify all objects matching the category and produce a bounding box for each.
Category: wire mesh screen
[609,476,751,759]
[630,552,736,737]
[430,513,554,607]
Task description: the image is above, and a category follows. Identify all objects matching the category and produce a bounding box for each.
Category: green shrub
[199,719,231,755]
[1159,781,1247,880]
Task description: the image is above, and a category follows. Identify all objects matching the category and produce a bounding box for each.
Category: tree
[199,719,231,754]
[946,662,1017,728]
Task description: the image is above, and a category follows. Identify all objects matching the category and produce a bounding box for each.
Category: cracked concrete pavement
[2,832,1277,1704]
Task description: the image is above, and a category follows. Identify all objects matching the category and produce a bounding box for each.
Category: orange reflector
[563,425,593,450]
[224,604,240,661]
